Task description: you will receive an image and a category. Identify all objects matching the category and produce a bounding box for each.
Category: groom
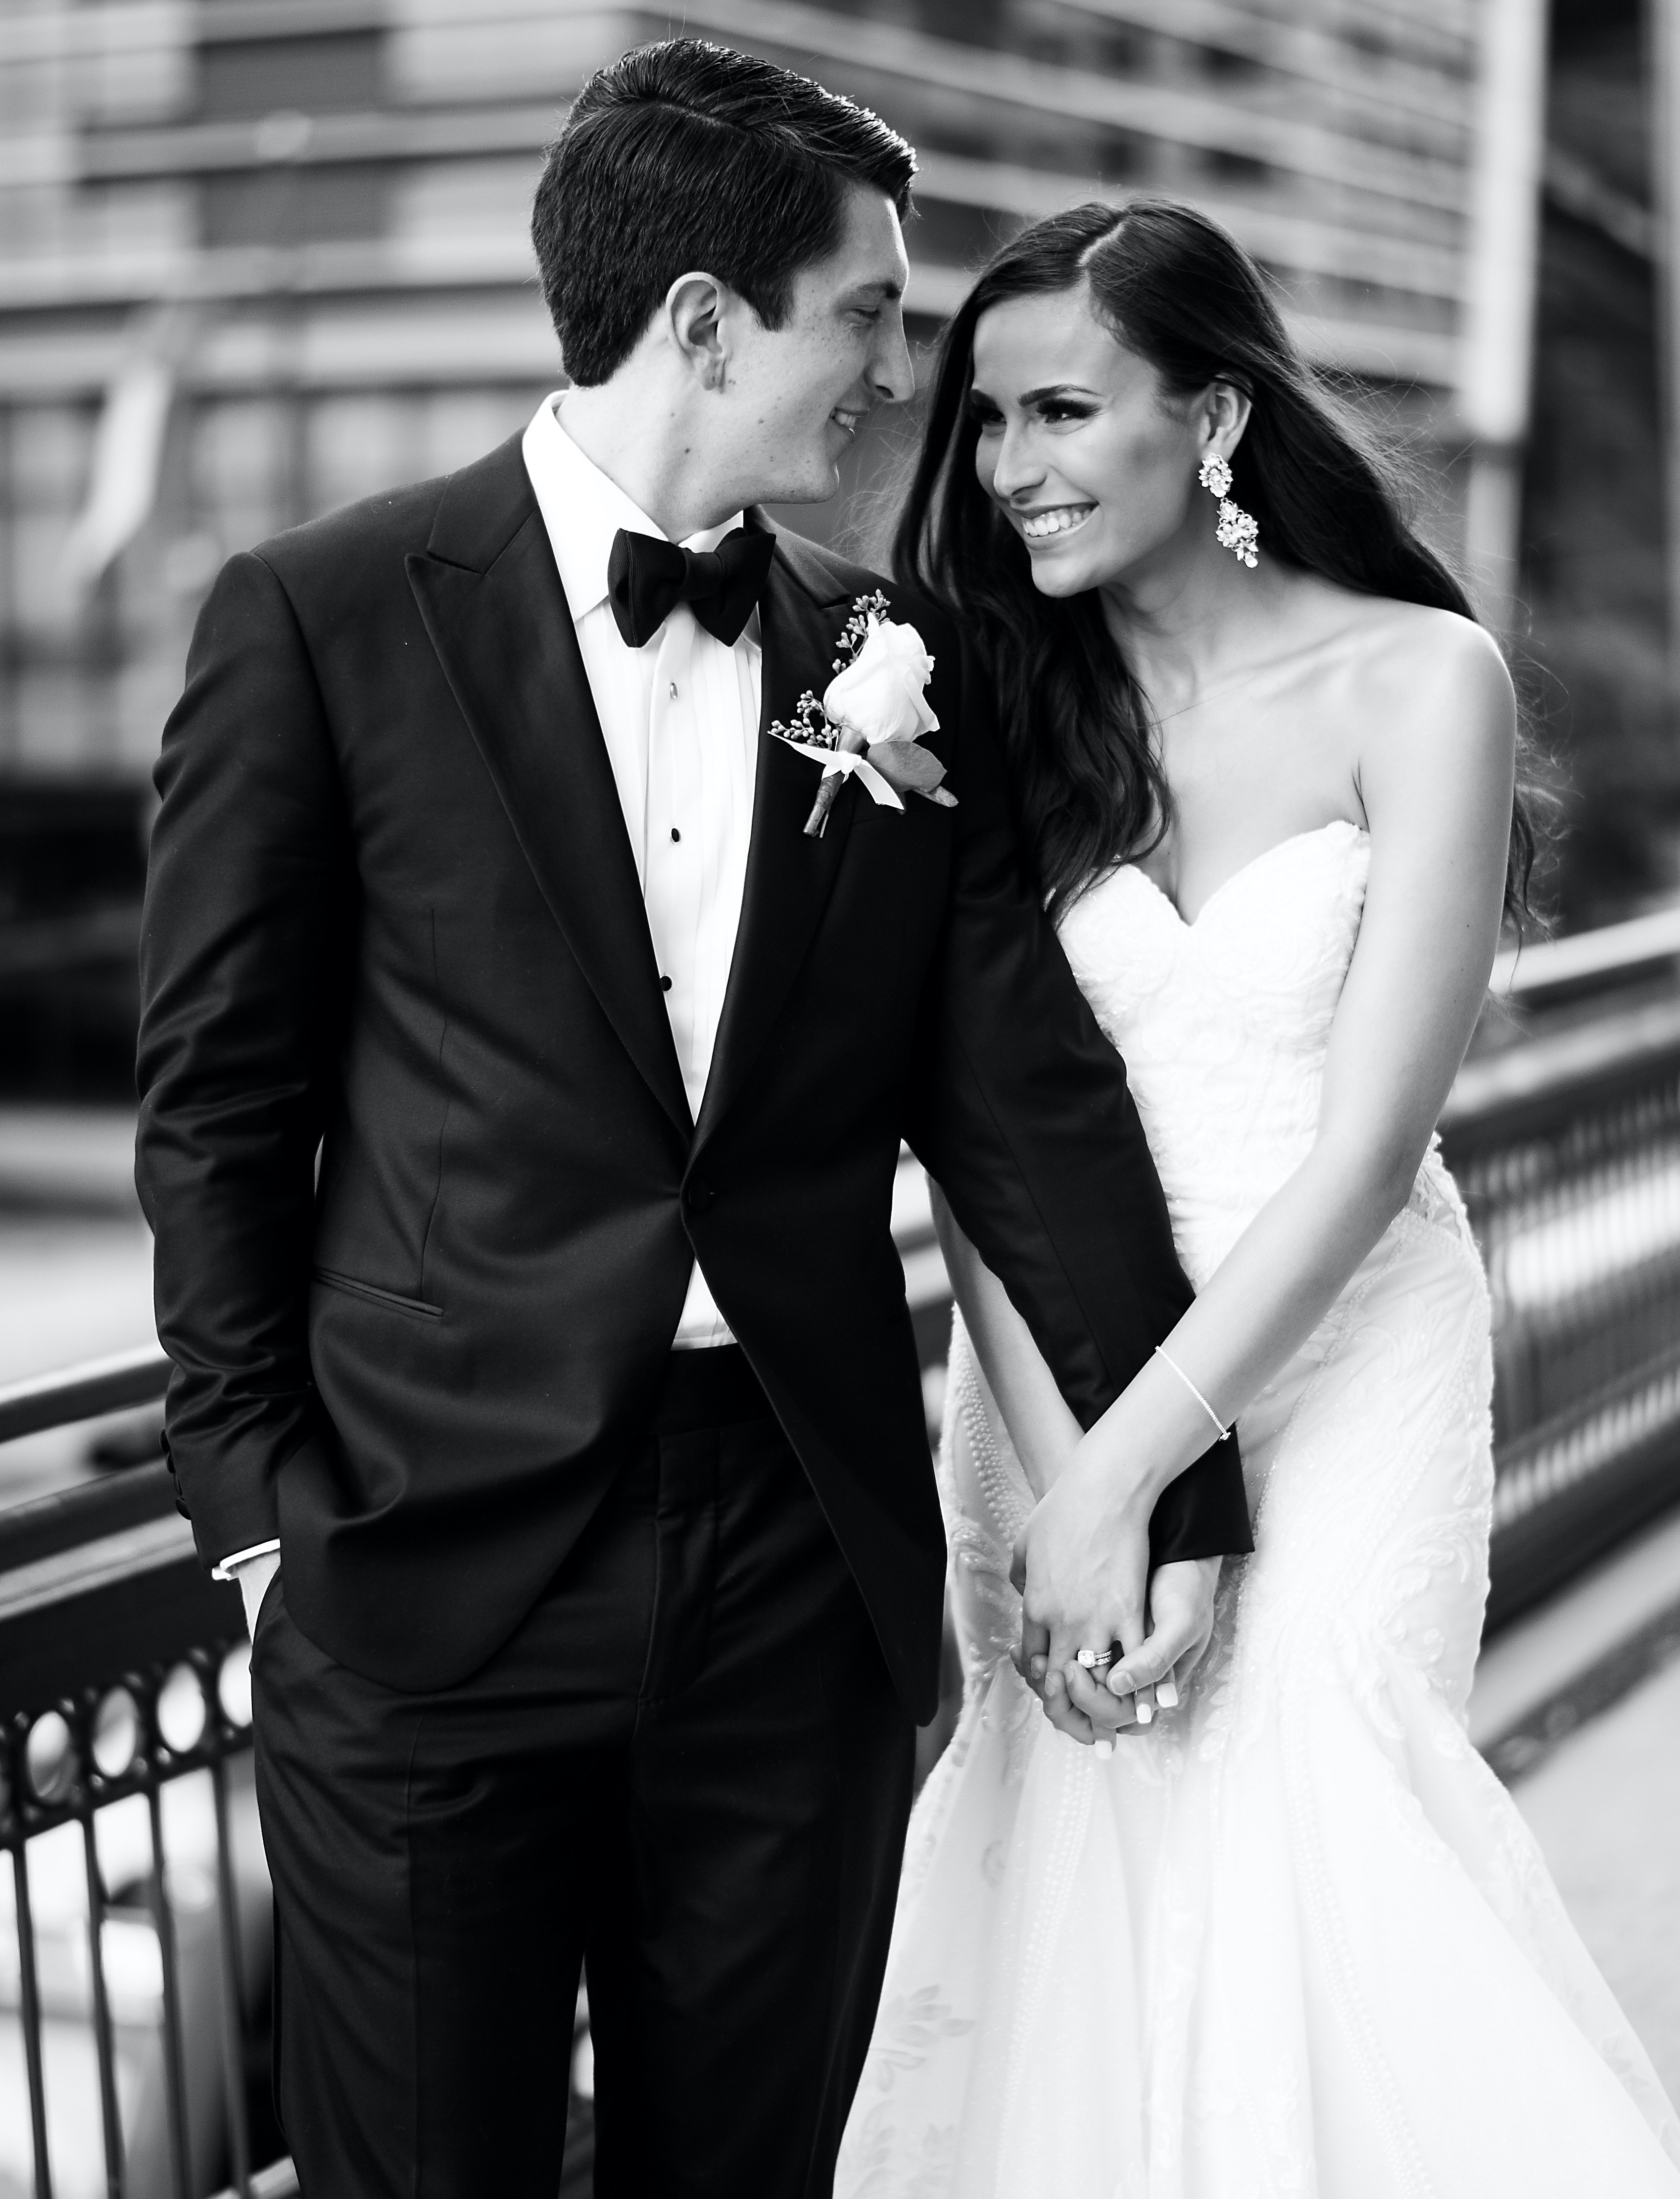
[137,38,1248,2197]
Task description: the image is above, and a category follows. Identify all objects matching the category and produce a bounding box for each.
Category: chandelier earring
[1198,450,1259,569]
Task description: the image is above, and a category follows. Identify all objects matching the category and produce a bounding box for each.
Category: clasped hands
[1009,1453,1221,1751]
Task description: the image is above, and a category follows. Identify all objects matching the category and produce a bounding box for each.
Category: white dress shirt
[216,400,758,1579]
[523,391,762,1347]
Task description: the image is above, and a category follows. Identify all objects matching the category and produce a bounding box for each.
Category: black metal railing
[0,1347,294,2199]
[1443,991,1680,1621]
[4,928,1680,2196]
[0,1356,580,2199]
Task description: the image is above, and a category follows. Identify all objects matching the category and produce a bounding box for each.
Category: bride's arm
[1023,617,1519,1710]
[932,1184,1082,1502]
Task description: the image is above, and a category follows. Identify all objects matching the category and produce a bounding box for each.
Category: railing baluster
[148,1781,196,2199]
[79,1806,126,2199]
[209,1753,254,2198]
[11,1837,56,2199]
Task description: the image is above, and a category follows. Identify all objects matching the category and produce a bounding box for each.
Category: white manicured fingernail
[1136,1699,1154,1725]
[1158,1679,1180,1709]
[1094,1737,1114,1760]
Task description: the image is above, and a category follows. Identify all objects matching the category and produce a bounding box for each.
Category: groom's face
[721,183,914,505]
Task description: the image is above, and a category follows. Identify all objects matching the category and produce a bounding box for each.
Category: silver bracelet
[1153,1343,1232,1442]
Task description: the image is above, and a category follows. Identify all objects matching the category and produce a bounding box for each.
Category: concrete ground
[1514,1649,1680,2108]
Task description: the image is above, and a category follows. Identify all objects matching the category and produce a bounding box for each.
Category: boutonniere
[769,590,957,838]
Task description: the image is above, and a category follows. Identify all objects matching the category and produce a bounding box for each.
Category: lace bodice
[1056,818,1371,1289]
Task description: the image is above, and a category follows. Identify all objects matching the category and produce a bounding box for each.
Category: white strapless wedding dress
[838,821,1680,2199]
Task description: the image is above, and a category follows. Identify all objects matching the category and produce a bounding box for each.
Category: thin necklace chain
[1144,669,1257,731]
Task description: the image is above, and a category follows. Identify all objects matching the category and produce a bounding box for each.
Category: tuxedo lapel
[696,537,857,1145]
[407,448,690,1137]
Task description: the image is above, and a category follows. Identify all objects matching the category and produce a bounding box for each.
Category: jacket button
[685,1179,715,1212]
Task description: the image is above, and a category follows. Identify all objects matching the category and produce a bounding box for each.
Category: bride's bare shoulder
[1312,592,1517,822]
[1306,586,1513,741]
[1325,588,1499,673]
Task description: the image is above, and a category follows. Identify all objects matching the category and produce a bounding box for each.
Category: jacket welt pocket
[311,1268,443,1320]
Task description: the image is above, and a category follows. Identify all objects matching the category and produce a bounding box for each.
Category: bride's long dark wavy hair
[894,199,1539,926]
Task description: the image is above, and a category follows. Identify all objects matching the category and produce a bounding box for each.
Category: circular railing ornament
[91,1686,142,1781]
[155,1663,207,1756]
[25,1709,77,1805]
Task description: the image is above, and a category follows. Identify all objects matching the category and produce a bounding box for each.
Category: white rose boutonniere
[769,591,957,837]
[825,616,939,746]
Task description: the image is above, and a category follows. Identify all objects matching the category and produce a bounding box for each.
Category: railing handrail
[0,1341,169,1446]
[1443,993,1680,1138]
[1491,902,1680,998]
[0,1458,180,1574]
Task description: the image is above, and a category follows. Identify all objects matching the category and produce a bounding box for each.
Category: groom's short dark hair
[532,39,916,387]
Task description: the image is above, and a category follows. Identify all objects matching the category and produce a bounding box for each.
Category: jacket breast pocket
[311,1268,443,1320]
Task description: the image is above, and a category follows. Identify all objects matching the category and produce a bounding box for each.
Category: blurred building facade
[0,0,1616,1089]
[1526,0,1678,926]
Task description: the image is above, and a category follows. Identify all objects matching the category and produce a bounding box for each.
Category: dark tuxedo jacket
[136,433,1249,1718]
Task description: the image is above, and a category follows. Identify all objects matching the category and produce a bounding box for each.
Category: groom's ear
[664,270,734,393]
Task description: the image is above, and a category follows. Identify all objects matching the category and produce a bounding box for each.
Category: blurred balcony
[0,0,1496,804]
[0,0,1565,1101]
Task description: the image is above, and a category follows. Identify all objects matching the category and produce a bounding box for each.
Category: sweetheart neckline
[1111,818,1369,930]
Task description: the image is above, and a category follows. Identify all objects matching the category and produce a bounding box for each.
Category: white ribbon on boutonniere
[769,591,957,837]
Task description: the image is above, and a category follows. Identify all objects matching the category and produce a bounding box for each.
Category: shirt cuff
[211,1539,281,1581]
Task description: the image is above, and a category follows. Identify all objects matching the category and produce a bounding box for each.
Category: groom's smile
[729,179,913,505]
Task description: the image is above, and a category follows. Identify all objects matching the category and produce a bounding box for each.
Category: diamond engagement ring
[1075,1647,1115,1669]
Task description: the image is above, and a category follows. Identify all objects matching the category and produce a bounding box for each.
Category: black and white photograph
[3,1,1680,2194]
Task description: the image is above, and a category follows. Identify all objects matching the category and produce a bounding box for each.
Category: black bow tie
[606,525,775,650]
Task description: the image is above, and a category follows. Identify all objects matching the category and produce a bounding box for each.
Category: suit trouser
[250,1347,916,2197]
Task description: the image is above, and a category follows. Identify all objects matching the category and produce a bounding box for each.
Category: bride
[838,199,1680,2197]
